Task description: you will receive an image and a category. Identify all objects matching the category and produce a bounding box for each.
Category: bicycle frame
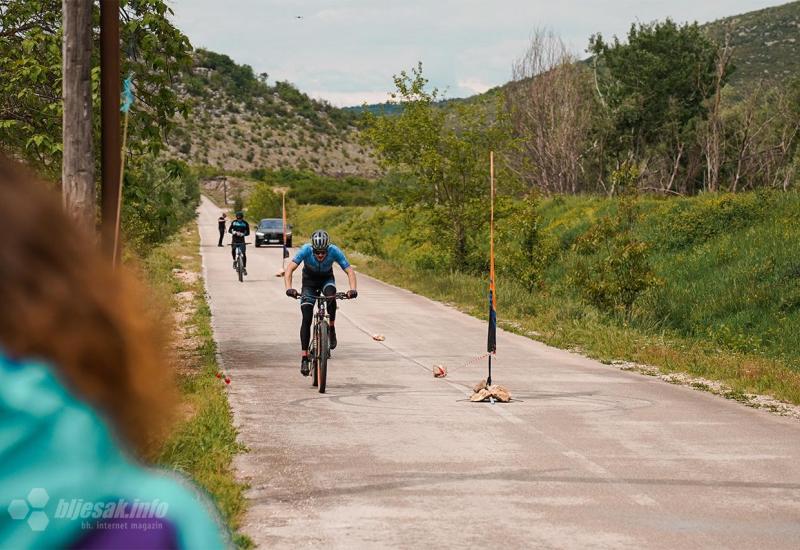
[308,292,344,359]
[303,292,349,393]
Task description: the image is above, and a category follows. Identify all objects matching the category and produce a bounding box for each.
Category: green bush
[570,194,660,319]
[653,192,771,250]
[121,157,199,255]
[248,168,385,206]
[246,184,282,220]
[233,193,244,212]
[495,194,555,291]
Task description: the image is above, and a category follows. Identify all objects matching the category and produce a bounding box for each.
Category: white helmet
[311,230,330,252]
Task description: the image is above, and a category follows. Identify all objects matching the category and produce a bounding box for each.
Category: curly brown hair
[0,155,176,458]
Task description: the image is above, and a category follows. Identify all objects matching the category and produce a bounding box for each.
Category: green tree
[589,20,722,153]
[570,169,659,320]
[246,183,281,220]
[0,0,192,173]
[364,63,515,270]
[120,156,199,255]
[589,19,725,192]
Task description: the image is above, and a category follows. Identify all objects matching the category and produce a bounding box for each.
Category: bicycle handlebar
[289,292,354,300]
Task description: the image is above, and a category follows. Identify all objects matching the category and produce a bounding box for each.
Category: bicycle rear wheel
[318,321,328,393]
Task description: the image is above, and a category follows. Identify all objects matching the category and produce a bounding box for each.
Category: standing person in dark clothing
[217,212,226,247]
[228,211,250,276]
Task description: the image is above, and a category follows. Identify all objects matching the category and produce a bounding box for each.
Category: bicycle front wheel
[318,321,328,393]
[237,256,243,282]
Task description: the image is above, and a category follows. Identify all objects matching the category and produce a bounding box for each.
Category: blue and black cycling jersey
[228,219,249,244]
[292,243,350,275]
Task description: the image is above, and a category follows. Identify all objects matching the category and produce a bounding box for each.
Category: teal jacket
[0,351,228,548]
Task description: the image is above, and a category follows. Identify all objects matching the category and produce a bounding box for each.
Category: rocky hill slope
[705,0,800,91]
[166,49,379,177]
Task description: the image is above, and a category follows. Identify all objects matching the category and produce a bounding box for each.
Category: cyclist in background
[284,230,357,376]
[228,211,250,276]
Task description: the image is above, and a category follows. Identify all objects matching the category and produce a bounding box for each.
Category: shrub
[655,192,771,250]
[121,157,199,255]
[570,193,660,319]
[339,210,387,257]
[246,184,282,220]
[498,193,554,291]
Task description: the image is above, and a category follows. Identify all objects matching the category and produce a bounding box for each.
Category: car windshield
[258,220,283,230]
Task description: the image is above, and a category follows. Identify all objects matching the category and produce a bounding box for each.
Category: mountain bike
[296,292,351,393]
[232,238,248,282]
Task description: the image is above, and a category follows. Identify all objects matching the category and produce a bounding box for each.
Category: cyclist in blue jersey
[284,230,357,376]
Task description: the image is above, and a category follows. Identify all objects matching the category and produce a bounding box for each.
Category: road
[198,197,800,549]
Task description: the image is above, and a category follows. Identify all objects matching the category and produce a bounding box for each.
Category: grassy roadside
[291,193,800,409]
[349,252,800,408]
[140,223,252,548]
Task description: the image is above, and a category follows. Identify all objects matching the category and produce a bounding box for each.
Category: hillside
[705,0,800,91]
[352,1,800,114]
[166,49,379,177]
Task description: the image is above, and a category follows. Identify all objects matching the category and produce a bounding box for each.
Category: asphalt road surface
[199,197,800,549]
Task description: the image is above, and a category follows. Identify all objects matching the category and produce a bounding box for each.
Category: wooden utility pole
[100,0,121,259]
[62,0,95,233]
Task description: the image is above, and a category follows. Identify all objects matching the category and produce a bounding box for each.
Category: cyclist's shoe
[232,261,236,270]
[300,356,310,376]
[243,267,248,276]
[329,326,337,350]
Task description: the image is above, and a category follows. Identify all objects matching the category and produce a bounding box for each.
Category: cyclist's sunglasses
[313,249,327,257]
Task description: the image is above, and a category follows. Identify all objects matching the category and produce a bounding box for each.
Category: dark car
[255,218,292,248]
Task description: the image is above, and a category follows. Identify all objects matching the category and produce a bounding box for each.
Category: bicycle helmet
[235,211,244,219]
[311,230,330,252]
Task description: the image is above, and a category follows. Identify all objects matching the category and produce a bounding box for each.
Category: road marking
[562,450,658,507]
[338,308,532,423]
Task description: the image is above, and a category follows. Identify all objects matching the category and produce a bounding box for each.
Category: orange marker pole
[487,151,497,386]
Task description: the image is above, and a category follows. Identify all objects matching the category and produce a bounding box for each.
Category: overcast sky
[170,0,789,107]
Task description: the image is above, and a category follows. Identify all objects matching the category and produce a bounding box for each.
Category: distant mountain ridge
[351,1,800,113]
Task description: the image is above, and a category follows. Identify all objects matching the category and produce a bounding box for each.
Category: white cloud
[309,90,395,108]
[457,78,493,96]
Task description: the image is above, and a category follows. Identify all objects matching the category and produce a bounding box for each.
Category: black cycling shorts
[300,269,335,307]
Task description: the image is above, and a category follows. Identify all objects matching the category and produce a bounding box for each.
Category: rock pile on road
[470,380,511,402]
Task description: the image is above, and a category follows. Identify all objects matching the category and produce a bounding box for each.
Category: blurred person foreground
[0,156,227,548]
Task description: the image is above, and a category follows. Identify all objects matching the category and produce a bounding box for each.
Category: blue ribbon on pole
[121,74,134,113]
